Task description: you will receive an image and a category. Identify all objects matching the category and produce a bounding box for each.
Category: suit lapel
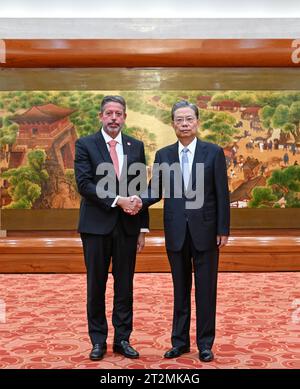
[166,142,183,195]
[122,134,133,164]
[190,138,208,189]
[120,134,133,179]
[167,142,180,165]
[95,130,112,164]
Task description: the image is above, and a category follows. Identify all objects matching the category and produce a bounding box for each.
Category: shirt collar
[101,128,123,145]
[178,137,197,155]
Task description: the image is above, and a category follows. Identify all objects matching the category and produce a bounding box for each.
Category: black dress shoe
[113,340,139,359]
[89,343,107,361]
[199,349,214,362]
[164,346,190,359]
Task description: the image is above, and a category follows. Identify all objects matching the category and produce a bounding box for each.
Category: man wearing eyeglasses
[142,100,230,362]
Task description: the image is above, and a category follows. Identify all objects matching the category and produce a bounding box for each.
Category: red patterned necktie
[108,139,120,178]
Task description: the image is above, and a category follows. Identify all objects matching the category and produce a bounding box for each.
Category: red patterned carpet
[0,273,299,369]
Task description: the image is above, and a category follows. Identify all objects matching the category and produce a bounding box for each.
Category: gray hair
[100,95,126,113]
[171,100,199,121]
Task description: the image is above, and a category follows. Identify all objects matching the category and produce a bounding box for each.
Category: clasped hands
[117,195,142,215]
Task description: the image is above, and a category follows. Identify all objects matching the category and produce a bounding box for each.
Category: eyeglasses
[174,116,197,125]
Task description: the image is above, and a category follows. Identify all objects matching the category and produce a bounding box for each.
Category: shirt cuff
[111,195,120,207]
[140,228,149,233]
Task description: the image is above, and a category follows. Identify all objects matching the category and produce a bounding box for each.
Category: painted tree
[123,126,157,163]
[211,91,257,107]
[248,165,300,208]
[248,187,277,208]
[288,101,300,143]
[0,117,19,148]
[200,111,238,147]
[259,105,275,128]
[259,96,300,144]
[234,92,257,107]
[2,149,49,209]
[267,165,300,207]
[65,168,80,201]
[211,92,233,102]
[272,104,291,143]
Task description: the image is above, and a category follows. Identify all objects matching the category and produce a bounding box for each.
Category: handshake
[116,195,142,215]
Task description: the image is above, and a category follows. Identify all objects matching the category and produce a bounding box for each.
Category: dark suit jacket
[75,131,149,235]
[143,138,230,251]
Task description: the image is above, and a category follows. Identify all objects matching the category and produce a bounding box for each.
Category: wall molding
[1,18,300,39]
[1,39,300,67]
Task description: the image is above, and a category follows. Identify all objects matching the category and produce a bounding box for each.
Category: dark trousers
[167,224,219,351]
[81,221,138,346]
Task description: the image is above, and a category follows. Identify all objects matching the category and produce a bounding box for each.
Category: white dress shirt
[178,137,197,176]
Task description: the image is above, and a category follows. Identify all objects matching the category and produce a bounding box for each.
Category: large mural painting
[0,90,300,209]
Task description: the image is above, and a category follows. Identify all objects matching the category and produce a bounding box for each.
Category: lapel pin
[127,142,131,146]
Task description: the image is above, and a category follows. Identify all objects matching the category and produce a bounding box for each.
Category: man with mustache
[75,95,148,361]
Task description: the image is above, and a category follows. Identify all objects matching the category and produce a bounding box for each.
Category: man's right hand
[117,195,142,215]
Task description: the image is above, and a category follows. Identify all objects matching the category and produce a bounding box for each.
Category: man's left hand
[137,232,145,253]
[217,235,229,248]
